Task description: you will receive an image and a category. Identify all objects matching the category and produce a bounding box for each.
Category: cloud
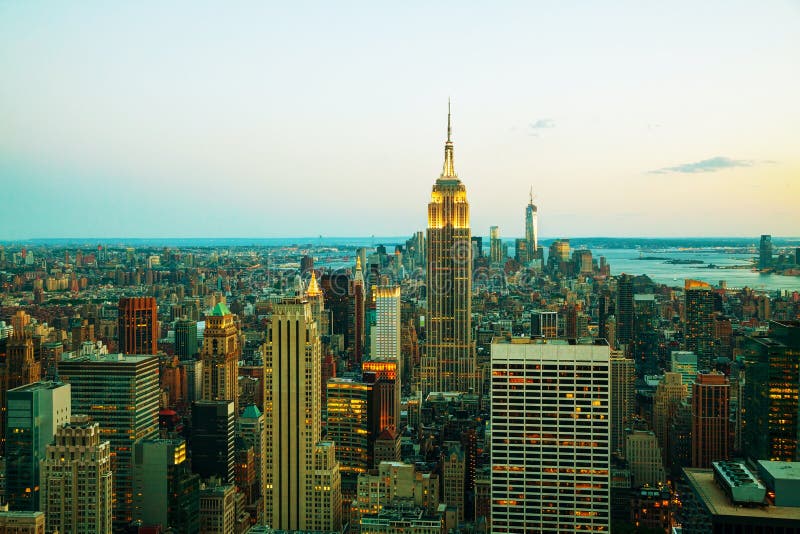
[530,118,555,130]
[649,156,756,174]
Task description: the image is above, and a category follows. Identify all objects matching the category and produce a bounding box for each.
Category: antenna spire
[441,100,456,177]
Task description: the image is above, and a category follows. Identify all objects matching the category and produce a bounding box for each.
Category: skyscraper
[371,285,401,363]
[616,274,634,348]
[759,234,772,269]
[59,353,160,528]
[611,355,635,456]
[263,298,342,531]
[632,294,658,376]
[190,400,235,484]
[118,296,158,355]
[653,372,688,463]
[5,381,71,511]
[692,373,730,467]
[41,415,113,534]
[742,321,800,461]
[490,338,611,532]
[200,302,241,413]
[0,316,41,456]
[525,188,538,260]
[175,319,198,360]
[684,279,715,370]
[238,404,267,523]
[489,226,502,263]
[424,104,475,396]
[349,258,366,366]
[327,378,375,477]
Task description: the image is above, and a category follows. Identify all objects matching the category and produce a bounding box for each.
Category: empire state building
[423,104,476,395]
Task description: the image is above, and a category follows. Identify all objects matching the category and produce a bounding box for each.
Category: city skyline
[1,2,799,239]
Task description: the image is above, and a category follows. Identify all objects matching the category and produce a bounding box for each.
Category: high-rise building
[263,298,342,531]
[490,338,611,532]
[5,381,71,511]
[671,350,698,395]
[610,356,635,456]
[692,373,730,468]
[238,404,267,523]
[616,274,634,348]
[530,310,558,338]
[626,430,666,488]
[371,286,401,364]
[117,296,158,355]
[133,439,200,533]
[59,353,160,528]
[1,318,42,455]
[653,373,688,462]
[525,188,538,260]
[362,359,400,433]
[0,511,45,533]
[632,294,658,376]
[742,321,800,461]
[200,302,240,413]
[759,234,772,269]
[489,226,503,263]
[306,271,330,337]
[442,441,466,522]
[321,272,350,340]
[41,415,113,534]
[198,484,236,534]
[190,400,235,484]
[326,378,375,477]
[175,319,198,360]
[684,280,716,370]
[349,258,366,366]
[424,104,475,396]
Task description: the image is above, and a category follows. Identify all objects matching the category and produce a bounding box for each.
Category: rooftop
[684,469,800,521]
[758,460,800,481]
[209,302,232,316]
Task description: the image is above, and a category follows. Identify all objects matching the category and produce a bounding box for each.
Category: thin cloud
[650,156,755,174]
[528,118,555,137]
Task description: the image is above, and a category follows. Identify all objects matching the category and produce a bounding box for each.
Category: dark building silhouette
[190,400,235,483]
[616,274,634,348]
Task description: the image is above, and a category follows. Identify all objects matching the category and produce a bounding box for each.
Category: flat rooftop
[758,460,800,481]
[684,469,800,521]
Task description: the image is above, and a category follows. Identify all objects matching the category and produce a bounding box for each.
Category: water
[596,248,800,292]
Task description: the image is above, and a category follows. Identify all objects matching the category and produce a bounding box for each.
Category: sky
[1,1,798,239]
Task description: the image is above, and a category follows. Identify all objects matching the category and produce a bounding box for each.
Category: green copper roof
[241,404,262,419]
[209,302,231,316]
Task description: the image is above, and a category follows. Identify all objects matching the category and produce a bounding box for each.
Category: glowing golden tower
[423,102,475,395]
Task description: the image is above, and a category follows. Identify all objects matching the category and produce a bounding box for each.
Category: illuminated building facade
[490,338,611,532]
[200,302,241,413]
[684,280,716,370]
[424,104,475,396]
[692,373,730,467]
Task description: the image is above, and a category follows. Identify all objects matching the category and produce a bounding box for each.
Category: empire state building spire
[441,99,457,178]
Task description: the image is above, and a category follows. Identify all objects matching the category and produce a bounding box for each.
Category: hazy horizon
[2,2,798,239]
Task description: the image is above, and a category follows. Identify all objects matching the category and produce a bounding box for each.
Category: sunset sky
[1,1,798,239]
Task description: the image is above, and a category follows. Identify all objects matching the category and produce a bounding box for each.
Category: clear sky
[1,1,798,239]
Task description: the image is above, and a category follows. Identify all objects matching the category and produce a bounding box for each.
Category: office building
[5,381,71,511]
[742,321,800,461]
[616,274,634,347]
[530,310,558,339]
[133,438,200,533]
[489,226,502,263]
[200,302,240,413]
[692,373,730,468]
[610,356,635,455]
[263,298,342,531]
[671,350,698,396]
[632,294,658,376]
[653,373,688,462]
[424,104,476,396]
[626,430,667,488]
[349,258,366,365]
[199,483,236,534]
[175,319,198,360]
[442,441,466,522]
[190,400,235,484]
[238,404,267,522]
[59,353,160,528]
[759,234,773,269]
[327,378,375,477]
[118,296,158,355]
[371,285,401,364]
[0,322,41,456]
[362,358,400,433]
[685,280,716,370]
[41,415,113,534]
[490,338,611,532]
[0,511,45,534]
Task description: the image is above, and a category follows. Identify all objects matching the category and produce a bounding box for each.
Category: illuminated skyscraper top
[424,103,475,395]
